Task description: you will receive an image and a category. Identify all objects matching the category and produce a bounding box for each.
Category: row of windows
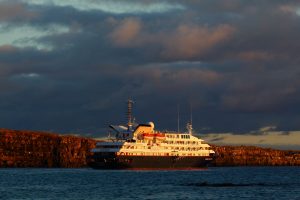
[99,144,211,151]
[165,147,210,151]
[181,135,190,139]
[166,134,191,139]
[116,152,208,156]
[166,134,179,138]
[119,146,210,151]
[165,141,200,145]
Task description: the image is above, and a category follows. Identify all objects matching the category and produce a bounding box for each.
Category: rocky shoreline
[213,145,300,166]
[0,128,299,167]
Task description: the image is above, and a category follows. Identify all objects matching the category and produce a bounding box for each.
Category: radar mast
[127,99,134,131]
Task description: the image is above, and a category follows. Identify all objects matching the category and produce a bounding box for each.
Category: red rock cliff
[212,145,300,166]
[0,129,96,168]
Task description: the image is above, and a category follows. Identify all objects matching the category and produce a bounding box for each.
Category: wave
[181,182,293,187]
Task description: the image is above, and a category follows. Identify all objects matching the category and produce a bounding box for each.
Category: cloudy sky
[0,0,300,149]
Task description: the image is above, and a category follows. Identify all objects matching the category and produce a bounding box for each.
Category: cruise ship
[90,100,215,169]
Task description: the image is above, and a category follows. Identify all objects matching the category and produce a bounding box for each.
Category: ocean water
[0,167,299,200]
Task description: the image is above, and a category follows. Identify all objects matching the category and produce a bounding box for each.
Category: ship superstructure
[90,100,215,169]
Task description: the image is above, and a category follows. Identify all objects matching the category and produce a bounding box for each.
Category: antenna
[177,104,180,133]
[190,103,193,126]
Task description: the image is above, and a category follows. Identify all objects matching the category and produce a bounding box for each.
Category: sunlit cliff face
[0,0,300,150]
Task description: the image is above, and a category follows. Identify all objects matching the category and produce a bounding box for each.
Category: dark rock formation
[0,129,96,168]
[1,128,299,167]
[212,145,300,166]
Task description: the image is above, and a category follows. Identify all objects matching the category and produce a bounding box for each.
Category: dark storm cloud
[0,2,36,21]
[1,0,300,139]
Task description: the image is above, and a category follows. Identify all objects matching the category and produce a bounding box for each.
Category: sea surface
[0,167,299,200]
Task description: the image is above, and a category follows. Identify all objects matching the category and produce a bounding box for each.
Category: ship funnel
[187,103,193,135]
[186,123,193,135]
[187,123,193,135]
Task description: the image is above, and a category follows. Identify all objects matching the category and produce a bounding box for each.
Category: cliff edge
[0,128,96,167]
